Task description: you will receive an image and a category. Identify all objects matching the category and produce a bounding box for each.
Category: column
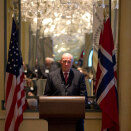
[118,0,131,130]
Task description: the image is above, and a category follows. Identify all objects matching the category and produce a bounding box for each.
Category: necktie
[64,72,68,83]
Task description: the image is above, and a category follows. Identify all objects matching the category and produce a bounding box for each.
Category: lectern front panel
[39,96,85,120]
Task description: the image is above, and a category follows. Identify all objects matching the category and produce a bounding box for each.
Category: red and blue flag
[95,18,119,131]
[5,19,27,131]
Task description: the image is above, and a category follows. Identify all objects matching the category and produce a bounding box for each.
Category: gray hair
[61,53,74,62]
[45,57,54,62]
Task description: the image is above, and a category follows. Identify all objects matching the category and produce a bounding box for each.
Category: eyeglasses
[62,60,71,64]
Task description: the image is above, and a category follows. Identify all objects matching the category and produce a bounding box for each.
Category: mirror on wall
[6,0,119,110]
[20,0,95,99]
[20,0,93,66]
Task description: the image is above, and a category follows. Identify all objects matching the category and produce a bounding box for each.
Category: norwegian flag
[5,19,26,131]
[94,18,119,131]
[78,50,84,67]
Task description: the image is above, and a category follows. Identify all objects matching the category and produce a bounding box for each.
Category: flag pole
[4,0,7,98]
[18,0,21,50]
[109,0,111,23]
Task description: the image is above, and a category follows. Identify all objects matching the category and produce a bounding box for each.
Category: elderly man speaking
[44,53,88,131]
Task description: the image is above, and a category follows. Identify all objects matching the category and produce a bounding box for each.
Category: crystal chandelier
[21,0,94,37]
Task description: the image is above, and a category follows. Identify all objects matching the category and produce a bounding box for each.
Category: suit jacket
[44,68,88,106]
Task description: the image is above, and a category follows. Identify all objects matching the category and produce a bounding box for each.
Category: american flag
[5,19,26,131]
[94,18,119,131]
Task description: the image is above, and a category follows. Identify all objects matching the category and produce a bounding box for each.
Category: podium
[39,96,85,131]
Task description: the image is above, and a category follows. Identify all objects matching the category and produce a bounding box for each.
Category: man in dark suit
[40,57,61,79]
[44,53,88,131]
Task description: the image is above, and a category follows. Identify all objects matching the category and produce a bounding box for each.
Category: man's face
[45,59,51,67]
[61,54,73,72]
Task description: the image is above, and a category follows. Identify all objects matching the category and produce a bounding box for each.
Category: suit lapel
[60,69,66,84]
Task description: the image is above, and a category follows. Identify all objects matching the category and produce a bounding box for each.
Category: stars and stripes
[5,19,26,131]
[95,18,119,131]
